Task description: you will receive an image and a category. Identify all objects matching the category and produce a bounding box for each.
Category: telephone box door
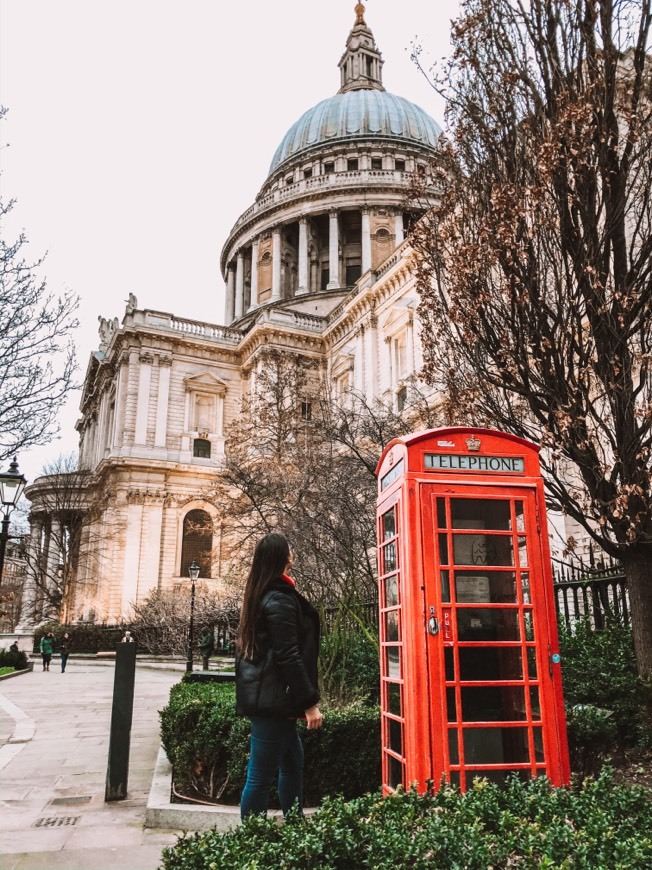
[421,484,567,789]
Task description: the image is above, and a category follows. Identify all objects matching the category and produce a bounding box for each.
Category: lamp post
[0,457,27,586]
[185,560,201,673]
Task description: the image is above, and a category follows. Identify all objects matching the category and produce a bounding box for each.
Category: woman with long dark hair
[236,532,323,819]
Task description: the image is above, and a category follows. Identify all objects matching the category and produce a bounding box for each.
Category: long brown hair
[237,533,290,660]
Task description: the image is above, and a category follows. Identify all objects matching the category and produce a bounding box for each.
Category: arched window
[180,509,213,578]
[193,438,211,458]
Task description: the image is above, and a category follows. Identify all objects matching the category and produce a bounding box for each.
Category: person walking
[236,532,323,820]
[199,626,214,671]
[60,632,71,673]
[40,632,54,671]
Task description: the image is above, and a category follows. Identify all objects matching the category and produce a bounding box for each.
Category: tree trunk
[622,552,652,682]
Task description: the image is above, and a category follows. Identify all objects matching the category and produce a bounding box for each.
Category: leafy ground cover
[162,770,652,869]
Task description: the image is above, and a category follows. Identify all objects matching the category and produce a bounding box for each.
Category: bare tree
[213,350,442,607]
[411,1,652,677]
[0,192,79,461]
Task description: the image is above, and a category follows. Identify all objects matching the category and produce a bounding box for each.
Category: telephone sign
[375,427,570,794]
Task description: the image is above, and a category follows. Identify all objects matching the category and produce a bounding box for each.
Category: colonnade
[224,207,405,324]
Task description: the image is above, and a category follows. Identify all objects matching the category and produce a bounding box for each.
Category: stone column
[406,314,416,378]
[355,326,365,393]
[248,239,259,311]
[225,265,235,324]
[134,352,153,445]
[384,335,394,394]
[121,499,144,617]
[154,356,172,448]
[297,217,309,295]
[394,211,405,246]
[111,356,128,450]
[327,210,340,289]
[271,227,282,301]
[361,208,372,274]
[365,315,378,399]
[234,252,245,319]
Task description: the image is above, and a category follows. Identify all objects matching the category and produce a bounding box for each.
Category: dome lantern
[338,2,384,93]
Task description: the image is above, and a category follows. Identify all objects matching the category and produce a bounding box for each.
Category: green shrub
[559,620,649,751]
[159,682,380,805]
[566,704,618,779]
[0,648,28,670]
[161,769,652,869]
[320,625,380,705]
[33,622,125,654]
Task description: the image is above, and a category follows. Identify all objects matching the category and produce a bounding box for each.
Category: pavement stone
[0,661,185,870]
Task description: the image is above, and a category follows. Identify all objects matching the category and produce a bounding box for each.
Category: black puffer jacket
[236,579,320,718]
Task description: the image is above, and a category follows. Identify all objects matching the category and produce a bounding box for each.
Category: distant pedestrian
[199,626,214,670]
[60,632,71,673]
[40,632,54,671]
[9,641,19,653]
[121,630,134,643]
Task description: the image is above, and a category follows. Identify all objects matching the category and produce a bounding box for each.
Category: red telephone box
[375,427,570,793]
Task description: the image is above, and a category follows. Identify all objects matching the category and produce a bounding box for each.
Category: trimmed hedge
[159,681,380,806]
[162,770,652,869]
[33,622,125,654]
[0,648,29,670]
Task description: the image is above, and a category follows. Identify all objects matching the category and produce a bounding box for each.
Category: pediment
[380,300,415,335]
[184,371,228,395]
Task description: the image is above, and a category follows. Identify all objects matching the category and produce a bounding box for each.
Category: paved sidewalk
[0,660,183,870]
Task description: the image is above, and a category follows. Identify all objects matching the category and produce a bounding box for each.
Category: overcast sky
[0,0,460,482]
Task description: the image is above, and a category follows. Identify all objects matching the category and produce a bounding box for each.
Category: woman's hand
[304,705,324,729]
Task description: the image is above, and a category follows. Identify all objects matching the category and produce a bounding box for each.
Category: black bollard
[105,641,137,801]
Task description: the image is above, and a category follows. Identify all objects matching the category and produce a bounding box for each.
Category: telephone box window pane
[383,542,397,573]
[514,501,525,532]
[530,687,541,720]
[446,687,457,722]
[439,534,449,564]
[437,498,447,528]
[388,755,404,790]
[453,535,514,566]
[448,729,459,764]
[384,575,399,607]
[518,536,529,567]
[445,647,455,681]
[455,570,516,603]
[461,686,527,722]
[449,770,461,788]
[463,727,531,764]
[386,646,401,679]
[383,509,396,540]
[385,610,399,642]
[524,610,535,641]
[521,572,531,604]
[451,499,511,530]
[388,683,401,717]
[459,647,523,681]
[526,647,538,680]
[441,570,451,603]
[388,718,402,755]
[457,608,520,642]
[534,727,544,762]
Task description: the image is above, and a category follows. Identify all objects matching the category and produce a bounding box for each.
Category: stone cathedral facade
[18,5,569,628]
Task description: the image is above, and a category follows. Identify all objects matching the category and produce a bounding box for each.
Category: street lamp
[185,560,201,673]
[0,457,27,586]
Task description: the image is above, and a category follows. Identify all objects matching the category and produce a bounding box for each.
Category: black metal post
[0,513,9,586]
[105,641,137,801]
[185,577,196,673]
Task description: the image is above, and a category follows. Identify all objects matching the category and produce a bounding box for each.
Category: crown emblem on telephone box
[465,435,481,452]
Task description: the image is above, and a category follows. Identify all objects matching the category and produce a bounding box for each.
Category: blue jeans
[61,654,69,672]
[240,717,304,819]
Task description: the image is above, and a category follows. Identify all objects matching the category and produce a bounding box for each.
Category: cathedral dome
[269,89,441,175]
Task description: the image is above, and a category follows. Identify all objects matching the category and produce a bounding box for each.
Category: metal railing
[552,554,629,630]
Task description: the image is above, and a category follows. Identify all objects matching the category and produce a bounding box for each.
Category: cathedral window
[193,438,211,458]
[371,157,383,170]
[301,401,312,421]
[397,386,408,413]
[304,167,313,179]
[323,161,335,175]
[395,159,406,172]
[286,174,294,186]
[180,509,213,578]
[347,158,359,171]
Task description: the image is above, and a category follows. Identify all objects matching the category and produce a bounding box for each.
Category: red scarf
[281,573,295,587]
